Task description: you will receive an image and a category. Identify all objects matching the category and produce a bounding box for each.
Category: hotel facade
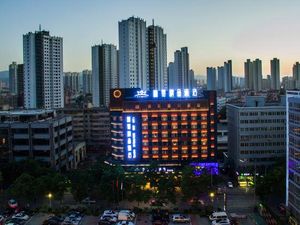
[110,88,217,167]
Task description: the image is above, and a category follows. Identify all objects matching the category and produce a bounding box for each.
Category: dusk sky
[1,0,300,76]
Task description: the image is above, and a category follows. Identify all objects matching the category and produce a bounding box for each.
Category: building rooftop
[0,109,54,116]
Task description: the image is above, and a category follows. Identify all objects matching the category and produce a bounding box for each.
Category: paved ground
[26,213,50,225]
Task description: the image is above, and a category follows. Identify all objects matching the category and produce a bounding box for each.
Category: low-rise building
[0,110,77,171]
[227,96,286,173]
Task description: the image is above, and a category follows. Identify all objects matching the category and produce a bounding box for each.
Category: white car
[103,210,118,217]
[172,214,190,223]
[100,215,117,223]
[212,218,230,225]
[12,212,30,220]
[117,221,134,225]
[227,182,233,188]
[119,210,135,218]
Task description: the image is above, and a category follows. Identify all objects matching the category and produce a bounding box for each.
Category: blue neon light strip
[126,115,137,160]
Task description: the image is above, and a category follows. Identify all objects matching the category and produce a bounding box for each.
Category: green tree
[7,173,35,203]
[125,173,151,206]
[181,166,211,201]
[156,173,177,204]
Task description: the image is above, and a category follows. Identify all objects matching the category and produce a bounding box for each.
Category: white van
[209,212,228,221]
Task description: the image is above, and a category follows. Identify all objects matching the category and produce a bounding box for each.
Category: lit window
[184,89,190,97]
[126,116,131,123]
[127,131,132,137]
[153,90,158,98]
[161,89,166,97]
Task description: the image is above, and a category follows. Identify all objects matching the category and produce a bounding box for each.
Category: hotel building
[110,88,217,167]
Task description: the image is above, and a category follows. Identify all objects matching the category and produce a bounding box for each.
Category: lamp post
[210,192,215,210]
[47,193,52,208]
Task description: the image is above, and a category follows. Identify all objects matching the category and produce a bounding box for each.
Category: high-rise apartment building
[271,58,280,90]
[217,66,225,91]
[147,24,167,90]
[169,47,191,89]
[92,44,118,107]
[64,72,80,93]
[244,59,262,91]
[224,60,232,92]
[207,67,217,90]
[9,62,18,94]
[293,62,300,89]
[286,91,300,223]
[82,70,92,94]
[23,30,64,109]
[119,17,148,90]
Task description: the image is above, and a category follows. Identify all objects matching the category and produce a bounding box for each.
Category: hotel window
[142,125,148,129]
[157,104,161,109]
[152,125,158,129]
[172,142,178,146]
[143,134,148,138]
[142,117,148,121]
[152,133,158,138]
[171,115,177,121]
[172,124,178,129]
[142,142,148,146]
[167,103,171,109]
[148,104,152,109]
[197,103,201,108]
[162,132,168,138]
[187,103,191,108]
[135,105,140,109]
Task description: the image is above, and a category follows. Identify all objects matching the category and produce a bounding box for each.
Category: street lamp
[209,192,215,210]
[47,193,52,208]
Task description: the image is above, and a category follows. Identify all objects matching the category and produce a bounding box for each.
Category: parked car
[211,219,230,225]
[171,214,190,223]
[0,215,4,225]
[227,182,233,188]
[209,212,228,221]
[99,215,117,223]
[103,210,118,218]
[43,216,64,225]
[8,200,18,209]
[211,218,230,225]
[119,210,135,218]
[118,212,133,221]
[4,218,24,225]
[116,221,134,225]
[12,212,30,221]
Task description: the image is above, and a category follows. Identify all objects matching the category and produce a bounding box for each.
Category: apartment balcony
[13,145,30,151]
[14,134,29,139]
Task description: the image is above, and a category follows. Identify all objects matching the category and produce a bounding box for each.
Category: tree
[155,173,177,204]
[181,166,211,201]
[7,173,35,203]
[125,173,151,206]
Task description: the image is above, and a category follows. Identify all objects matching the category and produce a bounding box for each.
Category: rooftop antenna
[39,24,41,31]
[152,19,154,27]
[101,39,103,45]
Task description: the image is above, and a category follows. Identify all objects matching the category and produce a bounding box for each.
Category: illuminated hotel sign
[134,88,200,99]
[134,90,149,98]
[125,115,137,160]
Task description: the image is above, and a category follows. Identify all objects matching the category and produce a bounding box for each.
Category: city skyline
[1,0,300,76]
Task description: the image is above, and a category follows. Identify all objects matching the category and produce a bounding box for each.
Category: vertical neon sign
[126,115,136,159]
